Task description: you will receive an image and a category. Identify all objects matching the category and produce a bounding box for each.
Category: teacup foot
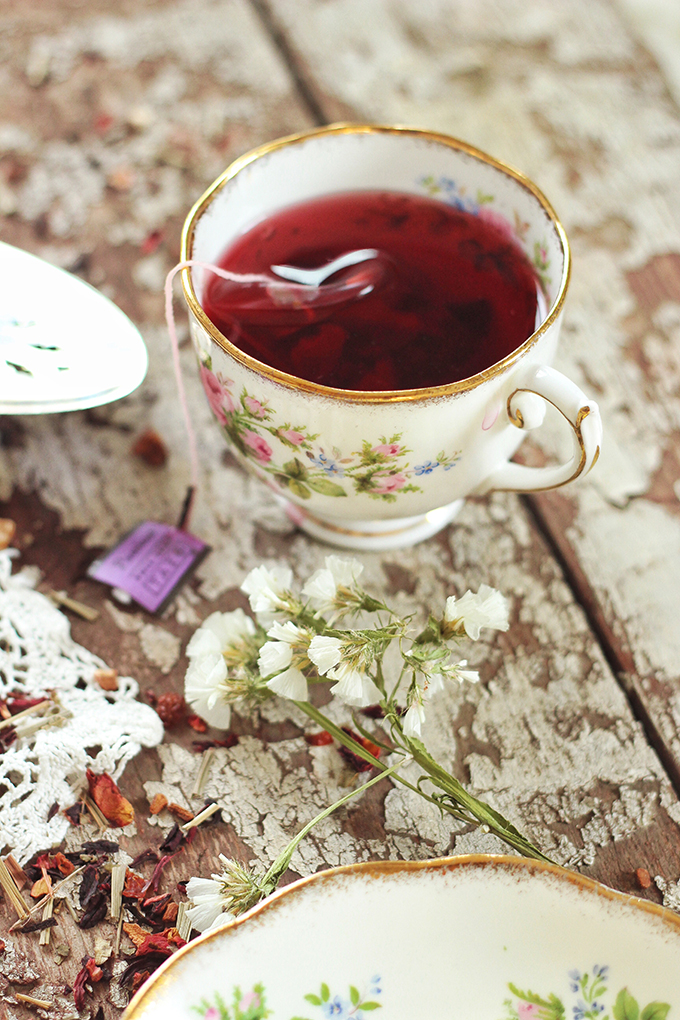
[280,498,465,551]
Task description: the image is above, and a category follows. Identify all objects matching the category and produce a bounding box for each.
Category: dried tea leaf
[53,943,70,965]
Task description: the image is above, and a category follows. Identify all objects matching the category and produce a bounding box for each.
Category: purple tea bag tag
[88,521,209,613]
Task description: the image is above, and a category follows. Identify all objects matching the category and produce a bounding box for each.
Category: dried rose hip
[155,693,186,728]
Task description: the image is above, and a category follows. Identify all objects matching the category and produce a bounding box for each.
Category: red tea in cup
[201,190,545,392]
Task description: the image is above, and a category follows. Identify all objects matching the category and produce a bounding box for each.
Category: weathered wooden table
[1,0,680,1016]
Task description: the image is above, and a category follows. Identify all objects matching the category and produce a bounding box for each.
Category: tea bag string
[164,259,277,529]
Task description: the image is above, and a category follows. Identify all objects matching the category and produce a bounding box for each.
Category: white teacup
[180,124,602,550]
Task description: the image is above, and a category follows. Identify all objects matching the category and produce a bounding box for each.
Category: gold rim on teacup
[180,123,571,406]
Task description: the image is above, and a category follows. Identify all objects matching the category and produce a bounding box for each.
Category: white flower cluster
[185,855,262,932]
[183,556,509,739]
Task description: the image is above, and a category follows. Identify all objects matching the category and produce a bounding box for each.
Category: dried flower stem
[176,901,191,942]
[83,794,109,830]
[0,700,52,732]
[39,898,54,946]
[9,865,86,931]
[0,856,30,918]
[110,863,126,919]
[191,747,215,797]
[47,590,99,622]
[15,994,54,1009]
[181,800,220,832]
[295,701,551,863]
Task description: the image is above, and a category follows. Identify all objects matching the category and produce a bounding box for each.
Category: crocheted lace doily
[0,549,163,863]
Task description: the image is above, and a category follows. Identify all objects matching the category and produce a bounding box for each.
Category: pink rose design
[373,473,407,494]
[478,206,516,242]
[243,430,272,463]
[518,1004,541,1019]
[204,1009,220,1020]
[373,442,401,456]
[200,365,235,424]
[244,395,268,418]
[281,429,305,445]
[239,993,260,1011]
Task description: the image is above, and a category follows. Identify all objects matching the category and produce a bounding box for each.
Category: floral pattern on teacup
[500,964,671,1019]
[194,979,381,1020]
[198,358,461,503]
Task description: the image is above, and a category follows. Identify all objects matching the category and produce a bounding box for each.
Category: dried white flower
[241,564,295,620]
[327,661,382,707]
[186,856,263,932]
[302,555,364,618]
[184,609,263,728]
[402,702,426,739]
[184,654,232,729]
[185,875,235,932]
[444,584,510,640]
[308,634,343,674]
[258,621,311,701]
[266,666,308,700]
[186,608,255,660]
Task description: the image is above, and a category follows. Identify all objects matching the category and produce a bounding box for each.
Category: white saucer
[0,242,148,414]
[125,855,680,1020]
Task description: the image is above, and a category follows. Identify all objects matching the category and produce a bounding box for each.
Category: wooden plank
[264,0,680,777]
[2,1,680,1018]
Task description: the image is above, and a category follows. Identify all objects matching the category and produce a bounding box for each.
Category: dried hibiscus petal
[123,870,147,900]
[338,726,381,773]
[86,769,135,827]
[304,730,334,746]
[63,802,83,825]
[73,956,103,1011]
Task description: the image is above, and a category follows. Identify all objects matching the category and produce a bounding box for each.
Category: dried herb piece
[120,953,168,986]
[86,769,134,827]
[338,726,381,773]
[130,969,151,993]
[155,693,186,728]
[167,803,193,823]
[93,668,118,691]
[122,870,147,900]
[82,839,121,855]
[129,849,159,869]
[47,802,60,821]
[304,731,334,746]
[132,429,168,467]
[149,793,168,815]
[191,734,238,752]
[636,867,652,889]
[64,802,84,825]
[158,824,185,854]
[53,852,75,876]
[15,917,57,933]
[79,899,108,929]
[4,855,27,890]
[162,901,178,923]
[73,956,103,1011]
[360,705,386,719]
[140,854,174,898]
[187,714,207,733]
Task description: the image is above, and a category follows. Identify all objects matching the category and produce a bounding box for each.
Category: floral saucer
[0,242,147,413]
[125,855,680,1020]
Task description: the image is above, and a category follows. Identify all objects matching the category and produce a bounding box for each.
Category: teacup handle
[481,364,602,493]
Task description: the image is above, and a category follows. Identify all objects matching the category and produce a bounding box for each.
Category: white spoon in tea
[270,248,380,287]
